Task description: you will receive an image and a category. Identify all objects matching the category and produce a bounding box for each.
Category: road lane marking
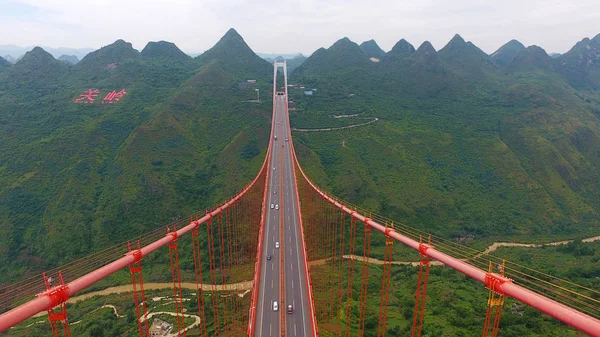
[292,280,294,289]
[285,142,310,335]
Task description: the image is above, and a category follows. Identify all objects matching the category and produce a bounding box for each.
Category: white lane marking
[270,323,272,336]
[289,248,292,255]
[295,323,297,336]
[272,264,274,271]
[258,151,278,337]
[285,141,310,334]
[292,279,294,289]
[290,263,293,271]
[271,279,274,288]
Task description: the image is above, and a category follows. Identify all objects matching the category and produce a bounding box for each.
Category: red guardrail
[0,128,272,333]
[290,133,600,337]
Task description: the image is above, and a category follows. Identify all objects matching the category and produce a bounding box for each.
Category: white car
[273,301,278,311]
[270,204,274,209]
[275,241,280,248]
[275,204,279,210]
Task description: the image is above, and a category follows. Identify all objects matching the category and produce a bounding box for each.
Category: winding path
[292,117,378,132]
[66,280,253,304]
[308,235,600,268]
[141,311,201,337]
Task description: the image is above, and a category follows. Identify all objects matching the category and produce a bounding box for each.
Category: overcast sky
[1,0,599,55]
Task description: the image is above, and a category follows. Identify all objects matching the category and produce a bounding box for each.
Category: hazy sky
[1,0,599,55]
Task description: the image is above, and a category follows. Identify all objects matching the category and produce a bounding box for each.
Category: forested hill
[290,33,600,240]
[0,28,273,282]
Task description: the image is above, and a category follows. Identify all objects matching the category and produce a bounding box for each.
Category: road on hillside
[255,93,312,337]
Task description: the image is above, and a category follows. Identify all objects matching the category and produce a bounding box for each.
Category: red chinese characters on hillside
[74,89,99,104]
[73,89,127,104]
[102,89,127,104]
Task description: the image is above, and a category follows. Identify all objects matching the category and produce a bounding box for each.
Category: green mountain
[359,39,386,59]
[438,34,496,83]
[76,39,141,74]
[557,34,600,89]
[1,47,69,99]
[290,32,600,242]
[491,39,526,66]
[287,54,306,75]
[0,31,272,281]
[0,56,10,69]
[196,28,271,76]
[141,41,191,61]
[411,40,444,73]
[439,34,493,66]
[293,37,370,79]
[386,38,415,58]
[57,54,79,65]
[508,45,554,72]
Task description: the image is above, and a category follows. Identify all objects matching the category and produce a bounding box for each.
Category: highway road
[255,94,283,337]
[255,92,312,336]
[279,93,312,337]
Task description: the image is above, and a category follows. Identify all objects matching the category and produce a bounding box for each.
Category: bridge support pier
[167,227,186,337]
[42,272,71,337]
[482,261,507,337]
[377,229,394,337]
[358,225,371,337]
[344,217,357,337]
[411,236,432,337]
[192,225,208,337]
[128,241,149,337]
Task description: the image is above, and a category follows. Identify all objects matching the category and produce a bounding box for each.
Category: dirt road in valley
[308,235,600,268]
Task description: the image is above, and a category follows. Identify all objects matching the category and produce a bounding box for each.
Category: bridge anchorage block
[484,272,512,296]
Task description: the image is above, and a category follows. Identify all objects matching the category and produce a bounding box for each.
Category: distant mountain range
[290,31,600,241]
[1,27,599,286]
[0,45,95,63]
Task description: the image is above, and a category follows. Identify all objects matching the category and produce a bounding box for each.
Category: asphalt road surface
[255,94,312,336]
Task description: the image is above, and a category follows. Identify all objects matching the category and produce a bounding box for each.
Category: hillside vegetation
[0,29,273,282]
[291,33,600,241]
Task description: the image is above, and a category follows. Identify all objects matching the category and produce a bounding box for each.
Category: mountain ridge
[141,41,191,60]
[359,39,386,59]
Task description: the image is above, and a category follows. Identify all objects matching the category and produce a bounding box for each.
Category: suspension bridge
[0,61,599,337]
